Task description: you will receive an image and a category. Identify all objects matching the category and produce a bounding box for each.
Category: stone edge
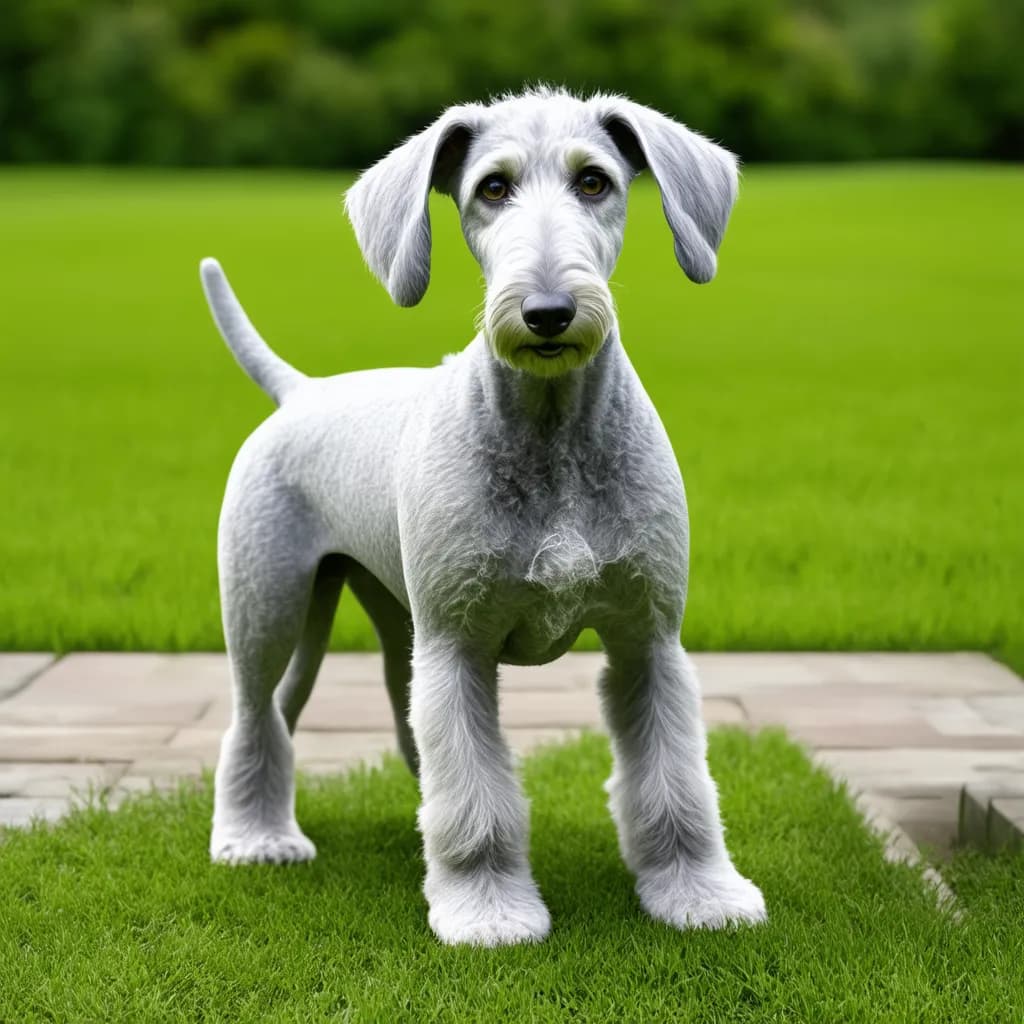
[959,782,1024,852]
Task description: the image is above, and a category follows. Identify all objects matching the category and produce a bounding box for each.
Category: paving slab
[0,701,212,727]
[0,796,77,827]
[197,689,744,733]
[883,795,962,854]
[865,791,961,825]
[194,687,606,732]
[958,778,1024,851]
[11,653,228,702]
[294,730,401,764]
[123,754,207,782]
[967,695,1024,733]
[818,653,1023,692]
[815,748,1024,794]
[697,652,1022,695]
[959,784,991,850]
[743,690,1023,734]
[780,722,1024,751]
[701,698,747,726]
[0,725,176,763]
[989,798,1024,851]
[0,761,125,798]
[1,651,1022,865]
[113,773,198,795]
[502,657,604,690]
[313,655,604,691]
[0,653,55,699]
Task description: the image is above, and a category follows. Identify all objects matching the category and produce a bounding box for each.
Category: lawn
[1,731,1022,1022]
[1,165,1022,667]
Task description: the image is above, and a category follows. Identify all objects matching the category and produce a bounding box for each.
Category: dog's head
[345,87,738,378]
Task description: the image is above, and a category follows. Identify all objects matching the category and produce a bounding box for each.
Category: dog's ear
[592,97,738,284]
[345,105,481,307]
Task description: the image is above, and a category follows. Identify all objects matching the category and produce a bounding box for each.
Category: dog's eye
[479,176,510,203]
[576,169,609,198]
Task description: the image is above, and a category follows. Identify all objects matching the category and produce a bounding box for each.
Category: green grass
[1,166,1022,666]
[2,731,1022,1022]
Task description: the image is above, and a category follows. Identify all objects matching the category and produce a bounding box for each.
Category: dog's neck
[470,325,628,440]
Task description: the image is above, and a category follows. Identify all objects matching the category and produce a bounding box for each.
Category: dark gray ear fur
[344,106,480,306]
[593,97,739,283]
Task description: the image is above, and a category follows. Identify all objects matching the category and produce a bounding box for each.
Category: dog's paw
[210,828,316,866]
[426,868,552,947]
[637,860,766,931]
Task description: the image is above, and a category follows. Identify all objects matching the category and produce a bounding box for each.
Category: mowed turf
[1,166,1021,665]
[1,731,1023,1022]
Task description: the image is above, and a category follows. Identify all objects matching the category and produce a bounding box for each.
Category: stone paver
[1,701,215,727]
[0,653,54,700]
[0,761,125,798]
[958,778,1024,852]
[815,748,1024,791]
[860,792,962,853]
[195,689,744,733]
[990,798,1024,851]
[967,695,1024,732]
[696,652,1024,695]
[0,725,177,763]
[0,796,78,827]
[1,651,1023,861]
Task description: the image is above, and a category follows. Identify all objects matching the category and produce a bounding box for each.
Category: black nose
[521,292,577,338]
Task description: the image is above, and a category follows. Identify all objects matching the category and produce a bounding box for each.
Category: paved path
[2,652,1023,858]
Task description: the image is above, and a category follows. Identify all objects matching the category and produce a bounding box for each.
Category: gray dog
[199,86,766,946]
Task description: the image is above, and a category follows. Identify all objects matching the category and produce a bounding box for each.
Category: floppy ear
[344,105,481,307]
[592,97,738,284]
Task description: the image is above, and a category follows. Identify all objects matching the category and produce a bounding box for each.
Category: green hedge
[1,0,1021,166]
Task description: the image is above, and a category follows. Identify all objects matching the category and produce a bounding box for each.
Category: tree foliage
[1,0,1020,165]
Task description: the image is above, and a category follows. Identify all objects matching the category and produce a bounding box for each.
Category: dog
[199,86,766,946]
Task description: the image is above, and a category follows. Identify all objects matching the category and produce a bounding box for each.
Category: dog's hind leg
[275,555,419,774]
[346,562,418,775]
[211,476,324,866]
[276,554,346,733]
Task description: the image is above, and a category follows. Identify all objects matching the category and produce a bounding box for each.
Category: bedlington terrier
[199,86,766,946]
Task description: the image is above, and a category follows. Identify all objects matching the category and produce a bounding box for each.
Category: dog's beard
[480,273,615,378]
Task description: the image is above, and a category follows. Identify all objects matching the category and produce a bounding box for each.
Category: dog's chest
[467,444,636,661]
[491,514,635,664]
[416,409,673,661]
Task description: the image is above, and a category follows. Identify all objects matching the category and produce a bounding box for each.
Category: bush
[0,0,1019,166]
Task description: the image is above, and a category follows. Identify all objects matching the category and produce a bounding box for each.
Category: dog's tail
[199,258,307,406]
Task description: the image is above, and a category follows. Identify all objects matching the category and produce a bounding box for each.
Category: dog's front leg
[409,636,551,946]
[599,636,767,930]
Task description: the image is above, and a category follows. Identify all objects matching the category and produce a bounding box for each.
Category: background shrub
[1,0,1021,166]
